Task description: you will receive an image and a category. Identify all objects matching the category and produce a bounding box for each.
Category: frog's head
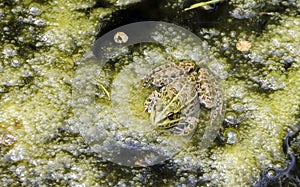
[149,87,183,130]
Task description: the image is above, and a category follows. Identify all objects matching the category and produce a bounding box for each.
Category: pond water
[0,1,299,186]
[72,21,225,167]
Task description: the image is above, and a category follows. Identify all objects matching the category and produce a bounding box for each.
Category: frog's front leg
[170,116,199,136]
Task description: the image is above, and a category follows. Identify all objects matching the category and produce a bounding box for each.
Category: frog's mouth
[153,112,183,130]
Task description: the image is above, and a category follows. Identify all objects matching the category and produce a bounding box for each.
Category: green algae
[0,0,300,186]
[76,23,223,165]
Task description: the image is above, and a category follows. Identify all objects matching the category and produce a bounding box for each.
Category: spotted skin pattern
[142,61,223,145]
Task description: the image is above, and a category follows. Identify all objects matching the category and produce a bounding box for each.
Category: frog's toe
[199,94,216,108]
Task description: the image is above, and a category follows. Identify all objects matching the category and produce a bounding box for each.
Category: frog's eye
[167,112,174,117]
[167,112,175,119]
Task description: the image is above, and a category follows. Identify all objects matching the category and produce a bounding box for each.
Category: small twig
[184,0,224,11]
[98,83,111,100]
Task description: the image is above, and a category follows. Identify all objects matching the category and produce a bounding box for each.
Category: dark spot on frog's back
[163,74,169,79]
[170,72,176,78]
[165,64,171,68]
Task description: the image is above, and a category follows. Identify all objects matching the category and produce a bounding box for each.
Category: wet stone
[224,128,239,145]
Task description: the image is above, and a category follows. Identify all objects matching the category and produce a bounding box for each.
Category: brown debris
[236,40,252,52]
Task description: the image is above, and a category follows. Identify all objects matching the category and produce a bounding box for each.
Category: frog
[142,61,224,144]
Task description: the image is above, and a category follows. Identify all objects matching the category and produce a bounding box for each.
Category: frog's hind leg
[142,63,187,88]
[196,68,218,108]
[197,68,225,149]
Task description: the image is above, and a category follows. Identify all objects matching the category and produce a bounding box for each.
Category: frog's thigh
[197,68,217,108]
[143,63,186,88]
[142,64,174,82]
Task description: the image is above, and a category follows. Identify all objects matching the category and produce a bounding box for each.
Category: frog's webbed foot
[170,116,199,136]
